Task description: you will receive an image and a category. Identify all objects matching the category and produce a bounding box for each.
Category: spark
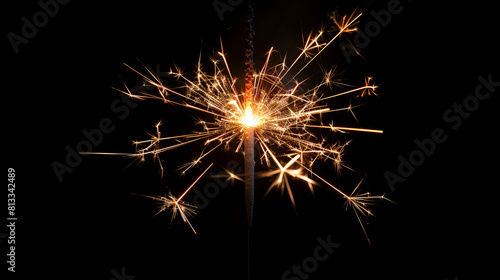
[259,152,318,212]
[344,175,394,243]
[133,192,198,233]
[132,163,213,234]
[306,124,383,134]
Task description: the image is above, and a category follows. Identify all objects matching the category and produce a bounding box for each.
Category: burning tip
[242,107,258,127]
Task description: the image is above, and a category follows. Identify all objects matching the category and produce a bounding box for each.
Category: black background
[4,0,499,279]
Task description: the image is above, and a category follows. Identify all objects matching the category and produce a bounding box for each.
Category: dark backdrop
[4,0,498,279]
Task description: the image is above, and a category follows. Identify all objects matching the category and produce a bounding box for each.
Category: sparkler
[86,7,391,245]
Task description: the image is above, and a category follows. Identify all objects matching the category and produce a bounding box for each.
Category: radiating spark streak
[318,85,378,102]
[184,103,228,118]
[177,163,213,201]
[342,175,395,243]
[290,12,363,82]
[300,164,349,199]
[305,124,383,134]
[270,108,329,123]
[112,79,147,100]
[138,136,208,155]
[281,32,324,82]
[218,49,236,97]
[254,47,274,101]
[351,202,369,243]
[320,106,357,113]
[133,133,203,144]
[209,167,245,184]
[80,152,136,156]
[178,143,222,173]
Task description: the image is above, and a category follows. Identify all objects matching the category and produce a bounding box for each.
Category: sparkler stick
[244,6,255,280]
[244,4,255,229]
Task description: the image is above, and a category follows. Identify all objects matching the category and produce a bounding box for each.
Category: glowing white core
[242,108,257,127]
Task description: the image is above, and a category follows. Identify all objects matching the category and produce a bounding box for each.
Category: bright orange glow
[242,107,258,127]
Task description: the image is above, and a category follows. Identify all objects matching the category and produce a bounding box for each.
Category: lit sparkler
[87,8,390,242]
